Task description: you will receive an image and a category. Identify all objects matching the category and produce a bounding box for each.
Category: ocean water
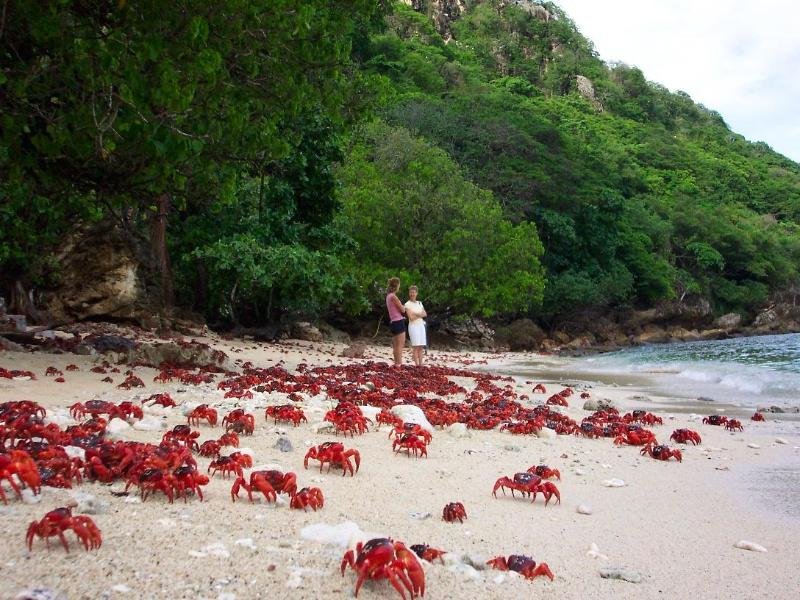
[578,333,800,409]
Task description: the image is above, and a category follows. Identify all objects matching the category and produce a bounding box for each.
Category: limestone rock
[340,343,367,359]
[494,318,545,351]
[599,566,643,583]
[391,405,434,432]
[290,322,323,343]
[714,313,743,329]
[576,75,603,110]
[752,309,777,328]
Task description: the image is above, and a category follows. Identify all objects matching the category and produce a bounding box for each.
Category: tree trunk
[151,193,173,306]
[9,281,50,325]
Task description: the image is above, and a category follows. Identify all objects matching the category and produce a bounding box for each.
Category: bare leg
[412,346,423,366]
[392,333,405,365]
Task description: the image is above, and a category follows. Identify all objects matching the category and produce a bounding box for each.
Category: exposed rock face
[439,316,495,347]
[290,322,323,343]
[503,0,551,21]
[494,318,545,351]
[576,75,603,110]
[402,0,467,41]
[41,222,155,325]
[714,313,743,329]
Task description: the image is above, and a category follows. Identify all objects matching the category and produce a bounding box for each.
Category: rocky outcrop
[503,0,551,21]
[290,322,323,343]
[402,0,467,41]
[576,75,603,110]
[439,316,495,348]
[494,318,545,351]
[40,222,157,326]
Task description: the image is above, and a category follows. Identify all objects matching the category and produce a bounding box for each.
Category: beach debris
[301,521,377,549]
[640,443,682,462]
[189,542,230,558]
[587,543,608,560]
[602,478,626,487]
[670,428,702,445]
[274,437,293,452]
[535,427,556,439]
[697,396,715,402]
[775,438,788,445]
[577,504,593,515]
[446,422,471,438]
[487,555,554,581]
[599,566,643,583]
[14,588,67,600]
[132,415,164,432]
[574,468,587,476]
[341,538,425,599]
[110,585,131,594]
[747,443,761,449]
[69,491,108,515]
[409,511,432,520]
[734,540,767,552]
[493,472,561,506]
[503,444,521,452]
[443,502,467,523]
[234,537,257,551]
[311,421,336,434]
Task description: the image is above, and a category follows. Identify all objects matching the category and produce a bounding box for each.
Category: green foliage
[336,121,545,317]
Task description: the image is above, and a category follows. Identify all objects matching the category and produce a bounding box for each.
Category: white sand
[1,337,799,600]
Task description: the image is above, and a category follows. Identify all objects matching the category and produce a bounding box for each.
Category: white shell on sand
[577,504,593,515]
[300,521,378,549]
[602,478,626,487]
[587,543,608,560]
[446,423,471,438]
[734,540,767,552]
[133,415,164,431]
[391,405,434,432]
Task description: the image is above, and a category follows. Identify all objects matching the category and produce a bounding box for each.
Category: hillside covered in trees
[2,1,799,343]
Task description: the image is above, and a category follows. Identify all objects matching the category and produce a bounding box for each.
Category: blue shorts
[389,319,407,335]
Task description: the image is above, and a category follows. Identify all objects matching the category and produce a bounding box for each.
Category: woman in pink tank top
[386,277,406,366]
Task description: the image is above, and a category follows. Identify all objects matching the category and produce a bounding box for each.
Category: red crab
[171,465,210,502]
[45,366,63,377]
[442,501,467,523]
[526,465,561,481]
[341,538,425,599]
[670,429,702,445]
[199,440,222,458]
[389,423,432,445]
[222,409,255,436]
[187,404,218,427]
[640,443,682,462]
[162,425,200,451]
[26,507,102,552]
[623,410,663,426]
[116,401,143,420]
[65,364,79,372]
[613,428,657,446]
[725,419,744,432]
[410,543,446,564]
[117,374,145,390]
[492,472,560,506]
[304,442,361,476]
[231,469,297,502]
[217,431,240,448]
[145,393,176,408]
[290,486,324,511]
[702,415,728,426]
[546,393,568,407]
[0,449,42,503]
[392,433,428,458]
[375,409,402,429]
[265,404,307,427]
[532,384,546,393]
[208,452,252,478]
[127,467,175,503]
[751,412,765,422]
[487,555,554,581]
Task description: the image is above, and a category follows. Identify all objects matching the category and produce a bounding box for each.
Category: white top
[404,300,425,323]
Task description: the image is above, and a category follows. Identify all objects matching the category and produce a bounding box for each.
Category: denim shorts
[389,319,407,335]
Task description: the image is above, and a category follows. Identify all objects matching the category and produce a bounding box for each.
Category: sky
[553,0,800,163]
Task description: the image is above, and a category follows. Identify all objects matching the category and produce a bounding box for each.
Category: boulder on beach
[391,404,434,432]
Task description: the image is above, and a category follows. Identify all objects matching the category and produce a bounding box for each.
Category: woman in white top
[404,285,428,366]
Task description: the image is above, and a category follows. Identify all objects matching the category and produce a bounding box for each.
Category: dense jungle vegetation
[2,1,799,328]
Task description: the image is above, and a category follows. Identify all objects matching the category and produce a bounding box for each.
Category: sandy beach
[1,334,799,600]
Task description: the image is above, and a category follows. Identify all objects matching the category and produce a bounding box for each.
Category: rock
[289,322,323,343]
[583,398,615,412]
[133,415,164,431]
[446,423,471,438]
[503,445,521,452]
[493,318,545,351]
[535,427,555,439]
[70,491,108,515]
[633,325,670,344]
[599,566,643,583]
[83,334,137,353]
[340,343,366,359]
[577,504,593,515]
[110,585,131,594]
[0,336,25,351]
[300,521,375,549]
[574,468,586,476]
[747,443,761,449]
[769,405,785,413]
[274,437,293,453]
[586,543,608,560]
[734,540,767,552]
[439,316,495,347]
[14,589,68,600]
[391,405,434,433]
[125,340,229,369]
[311,421,336,434]
[105,417,131,439]
[576,75,603,110]
[62,445,86,461]
[359,405,382,422]
[714,313,743,329]
[409,511,432,520]
[752,309,777,328]
[697,396,715,403]
[602,478,626,488]
[21,488,42,504]
[316,321,351,344]
[775,438,788,445]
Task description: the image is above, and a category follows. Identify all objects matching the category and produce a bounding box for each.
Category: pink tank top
[386,293,403,321]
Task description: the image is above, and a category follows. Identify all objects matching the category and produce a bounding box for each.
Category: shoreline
[1,337,799,600]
